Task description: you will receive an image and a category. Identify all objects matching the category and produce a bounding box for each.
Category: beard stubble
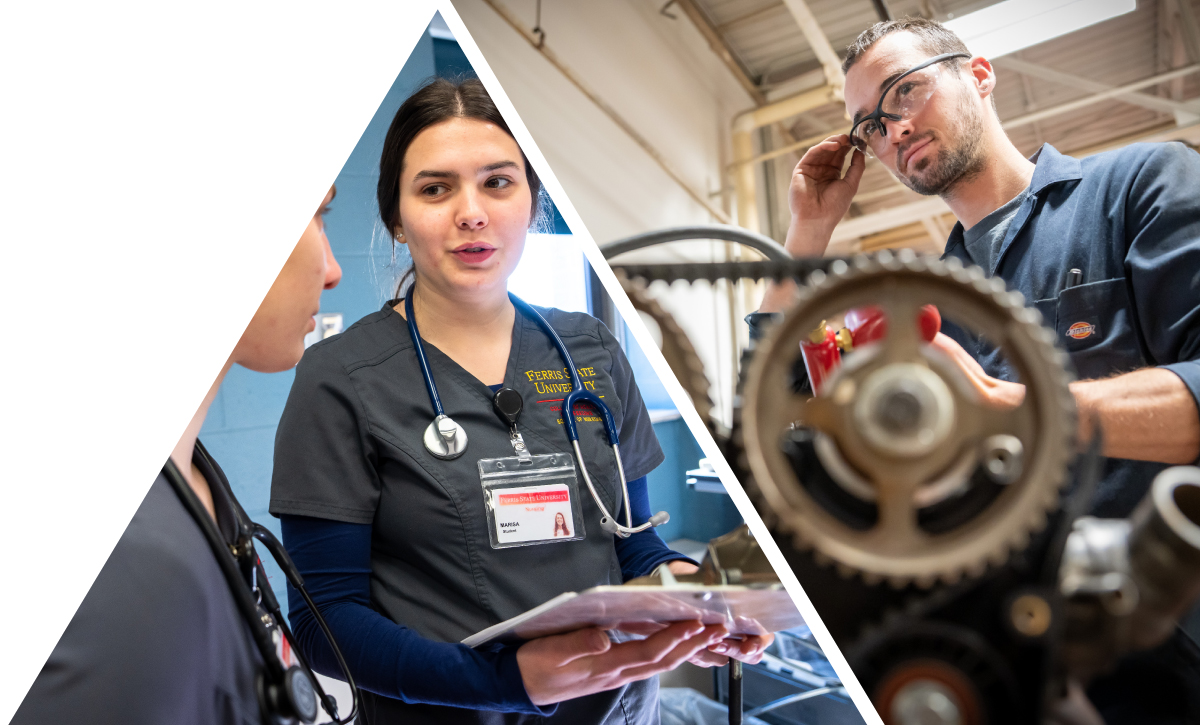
[901,84,988,197]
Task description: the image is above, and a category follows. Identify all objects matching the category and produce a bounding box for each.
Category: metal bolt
[892,680,963,725]
[1010,594,1052,637]
[981,434,1024,484]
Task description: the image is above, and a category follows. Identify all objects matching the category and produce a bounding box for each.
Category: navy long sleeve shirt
[282,475,691,713]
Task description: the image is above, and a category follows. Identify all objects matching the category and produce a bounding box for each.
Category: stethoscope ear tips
[649,511,670,527]
[600,517,621,535]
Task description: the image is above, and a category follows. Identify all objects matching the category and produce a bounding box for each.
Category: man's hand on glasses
[760,134,864,314]
[786,135,866,258]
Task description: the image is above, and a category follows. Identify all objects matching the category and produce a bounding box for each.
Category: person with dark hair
[270,77,772,724]
[12,188,344,725]
[553,511,571,537]
[753,15,1200,725]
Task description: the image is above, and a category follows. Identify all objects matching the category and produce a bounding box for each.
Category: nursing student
[269,78,771,724]
[13,189,342,725]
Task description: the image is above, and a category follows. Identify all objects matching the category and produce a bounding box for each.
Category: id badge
[479,452,586,549]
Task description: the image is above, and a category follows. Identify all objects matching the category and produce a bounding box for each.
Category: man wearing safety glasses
[755,17,1200,724]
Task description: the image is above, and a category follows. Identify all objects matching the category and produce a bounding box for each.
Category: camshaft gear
[739,251,1076,587]
[618,276,715,428]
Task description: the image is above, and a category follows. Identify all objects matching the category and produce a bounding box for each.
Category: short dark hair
[376,76,542,239]
[842,17,970,75]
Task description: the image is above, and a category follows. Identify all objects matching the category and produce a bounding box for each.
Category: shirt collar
[942,143,1081,258]
[1026,143,1083,194]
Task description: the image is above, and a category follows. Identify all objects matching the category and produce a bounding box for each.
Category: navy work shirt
[941,142,1200,518]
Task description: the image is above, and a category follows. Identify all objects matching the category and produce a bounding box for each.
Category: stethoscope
[404,288,669,538]
[164,443,359,725]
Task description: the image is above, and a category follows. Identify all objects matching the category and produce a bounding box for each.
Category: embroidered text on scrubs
[525,367,600,394]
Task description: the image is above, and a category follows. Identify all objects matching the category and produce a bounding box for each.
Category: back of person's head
[841,17,971,75]
[376,76,542,241]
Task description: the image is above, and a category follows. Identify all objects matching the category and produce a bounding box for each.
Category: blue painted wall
[200,21,739,615]
[621,322,741,542]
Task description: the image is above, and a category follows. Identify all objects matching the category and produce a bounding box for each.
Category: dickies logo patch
[1067,322,1096,340]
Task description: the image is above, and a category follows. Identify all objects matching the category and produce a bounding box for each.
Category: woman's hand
[667,560,700,575]
[661,561,775,668]
[516,620,729,706]
[687,632,775,668]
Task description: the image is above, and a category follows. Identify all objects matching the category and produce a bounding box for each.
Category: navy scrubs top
[13,450,265,725]
[270,302,668,724]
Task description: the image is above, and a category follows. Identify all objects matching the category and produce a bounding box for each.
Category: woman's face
[396,117,532,302]
[232,187,342,373]
[555,513,565,525]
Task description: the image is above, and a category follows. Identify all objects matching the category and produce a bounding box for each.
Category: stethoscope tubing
[166,448,359,724]
[509,295,622,446]
[404,289,661,538]
[163,459,288,683]
[405,290,445,417]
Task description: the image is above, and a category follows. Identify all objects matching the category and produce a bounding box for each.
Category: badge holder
[479,388,586,549]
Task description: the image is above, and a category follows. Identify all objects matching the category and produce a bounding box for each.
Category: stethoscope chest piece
[424,414,468,460]
[406,290,670,536]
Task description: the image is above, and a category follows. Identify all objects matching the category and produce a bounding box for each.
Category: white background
[0,2,436,718]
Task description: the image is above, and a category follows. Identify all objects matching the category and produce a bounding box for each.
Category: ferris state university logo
[1067,321,1097,340]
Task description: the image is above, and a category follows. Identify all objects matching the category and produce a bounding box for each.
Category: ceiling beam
[716,1,784,32]
[780,0,846,89]
[729,126,850,168]
[1176,0,1200,64]
[1002,64,1200,129]
[734,85,841,132]
[669,0,767,105]
[830,197,951,243]
[995,57,1200,117]
[668,0,811,188]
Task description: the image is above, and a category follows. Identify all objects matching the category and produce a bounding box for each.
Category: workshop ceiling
[691,0,1200,252]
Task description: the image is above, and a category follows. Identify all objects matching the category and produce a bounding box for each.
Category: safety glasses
[848,53,971,158]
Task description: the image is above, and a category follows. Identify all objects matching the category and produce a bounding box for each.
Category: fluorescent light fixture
[944,0,1136,59]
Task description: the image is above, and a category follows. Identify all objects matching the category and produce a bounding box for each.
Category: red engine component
[799,305,941,395]
[800,323,840,395]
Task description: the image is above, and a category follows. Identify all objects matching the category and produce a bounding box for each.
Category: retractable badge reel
[479,387,586,549]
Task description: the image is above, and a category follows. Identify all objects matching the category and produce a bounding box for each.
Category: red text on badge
[499,490,570,506]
